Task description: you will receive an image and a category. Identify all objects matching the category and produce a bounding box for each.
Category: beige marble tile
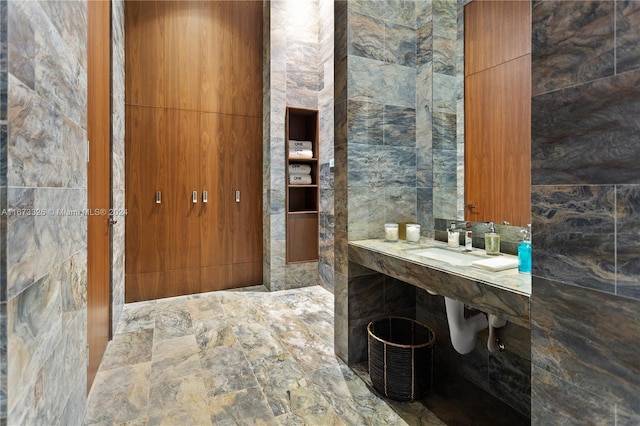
[148,374,211,426]
[100,329,153,371]
[208,387,276,425]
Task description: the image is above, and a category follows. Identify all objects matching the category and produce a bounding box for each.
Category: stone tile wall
[265,0,334,292]
[5,1,88,424]
[531,1,640,422]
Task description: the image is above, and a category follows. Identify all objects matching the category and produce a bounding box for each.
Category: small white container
[406,224,421,244]
[385,223,399,242]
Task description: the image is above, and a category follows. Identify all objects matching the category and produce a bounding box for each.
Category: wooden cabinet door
[125,105,169,275]
[230,115,263,285]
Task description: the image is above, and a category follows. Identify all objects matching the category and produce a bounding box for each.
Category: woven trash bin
[367,316,435,402]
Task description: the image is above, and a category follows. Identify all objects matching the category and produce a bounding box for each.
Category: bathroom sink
[407,247,485,266]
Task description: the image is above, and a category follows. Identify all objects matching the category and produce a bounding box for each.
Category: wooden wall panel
[199,113,234,268]
[125,105,168,274]
[465,55,531,226]
[287,214,319,264]
[166,109,201,271]
[125,1,168,107]
[231,115,263,266]
[126,1,263,301]
[465,0,531,76]
[200,1,263,116]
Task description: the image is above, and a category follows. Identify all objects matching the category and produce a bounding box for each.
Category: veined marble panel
[532,277,640,417]
[433,36,455,76]
[383,105,415,147]
[417,18,433,68]
[432,111,455,150]
[417,187,434,232]
[39,0,87,71]
[348,100,383,146]
[284,0,318,45]
[384,21,416,67]
[347,186,385,240]
[0,301,6,420]
[416,64,433,149]
[532,71,640,185]
[532,0,614,96]
[432,72,457,115]
[7,270,62,414]
[348,12,385,62]
[384,187,417,225]
[348,144,416,188]
[616,0,640,74]
[6,187,35,298]
[7,0,35,90]
[531,185,615,293]
[8,75,87,188]
[285,262,319,290]
[616,185,640,300]
[433,0,457,39]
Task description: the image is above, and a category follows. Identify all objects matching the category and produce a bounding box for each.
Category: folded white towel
[290,140,313,150]
[289,174,312,185]
[471,257,519,272]
[289,149,313,159]
[289,164,311,175]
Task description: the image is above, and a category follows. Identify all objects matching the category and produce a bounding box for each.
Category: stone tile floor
[83,285,446,425]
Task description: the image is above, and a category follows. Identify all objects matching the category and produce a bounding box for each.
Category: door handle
[156,191,162,204]
[192,191,198,204]
[466,204,476,210]
[235,190,240,203]
[108,218,118,226]
[202,191,208,203]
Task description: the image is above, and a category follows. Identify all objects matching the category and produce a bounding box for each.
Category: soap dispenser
[448,222,459,248]
[518,224,532,274]
[484,222,500,255]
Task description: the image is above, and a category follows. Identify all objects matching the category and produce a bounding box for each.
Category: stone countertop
[348,238,531,328]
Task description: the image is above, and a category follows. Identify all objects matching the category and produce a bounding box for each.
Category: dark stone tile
[384,21,415,67]
[616,0,640,74]
[531,278,640,414]
[416,187,433,231]
[383,105,415,147]
[488,350,531,417]
[348,12,385,62]
[348,272,384,322]
[416,20,433,67]
[531,185,615,293]
[347,100,383,145]
[615,185,640,301]
[531,364,614,425]
[432,149,456,187]
[432,112,456,150]
[433,36,455,76]
[348,144,416,187]
[7,1,35,90]
[0,125,6,188]
[383,277,416,314]
[532,70,640,185]
[532,0,615,95]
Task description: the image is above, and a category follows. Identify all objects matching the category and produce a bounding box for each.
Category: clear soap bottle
[448,222,459,248]
[484,222,500,255]
[518,224,532,274]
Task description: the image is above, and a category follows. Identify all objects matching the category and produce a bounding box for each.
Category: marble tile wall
[111,0,125,335]
[531,1,640,423]
[1,0,7,420]
[265,0,334,292]
[416,287,531,418]
[6,1,88,424]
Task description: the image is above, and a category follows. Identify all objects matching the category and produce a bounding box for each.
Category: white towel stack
[289,163,313,185]
[289,140,313,158]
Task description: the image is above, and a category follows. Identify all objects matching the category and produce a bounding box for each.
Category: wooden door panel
[125,1,168,107]
[125,272,165,303]
[165,1,203,111]
[231,115,263,265]
[200,265,233,293]
[166,109,201,271]
[231,262,263,288]
[286,214,319,263]
[166,268,201,298]
[201,1,262,116]
[464,0,531,76]
[125,105,168,274]
[200,112,233,267]
[87,0,111,391]
[465,55,531,226]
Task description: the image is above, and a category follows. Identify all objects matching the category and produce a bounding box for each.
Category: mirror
[431,0,531,227]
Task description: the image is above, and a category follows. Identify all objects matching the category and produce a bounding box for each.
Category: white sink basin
[408,247,485,266]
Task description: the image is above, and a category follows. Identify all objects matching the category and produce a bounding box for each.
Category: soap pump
[518,224,532,274]
[484,222,500,255]
[448,222,459,248]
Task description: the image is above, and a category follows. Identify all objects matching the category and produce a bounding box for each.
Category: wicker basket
[367,316,435,401]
